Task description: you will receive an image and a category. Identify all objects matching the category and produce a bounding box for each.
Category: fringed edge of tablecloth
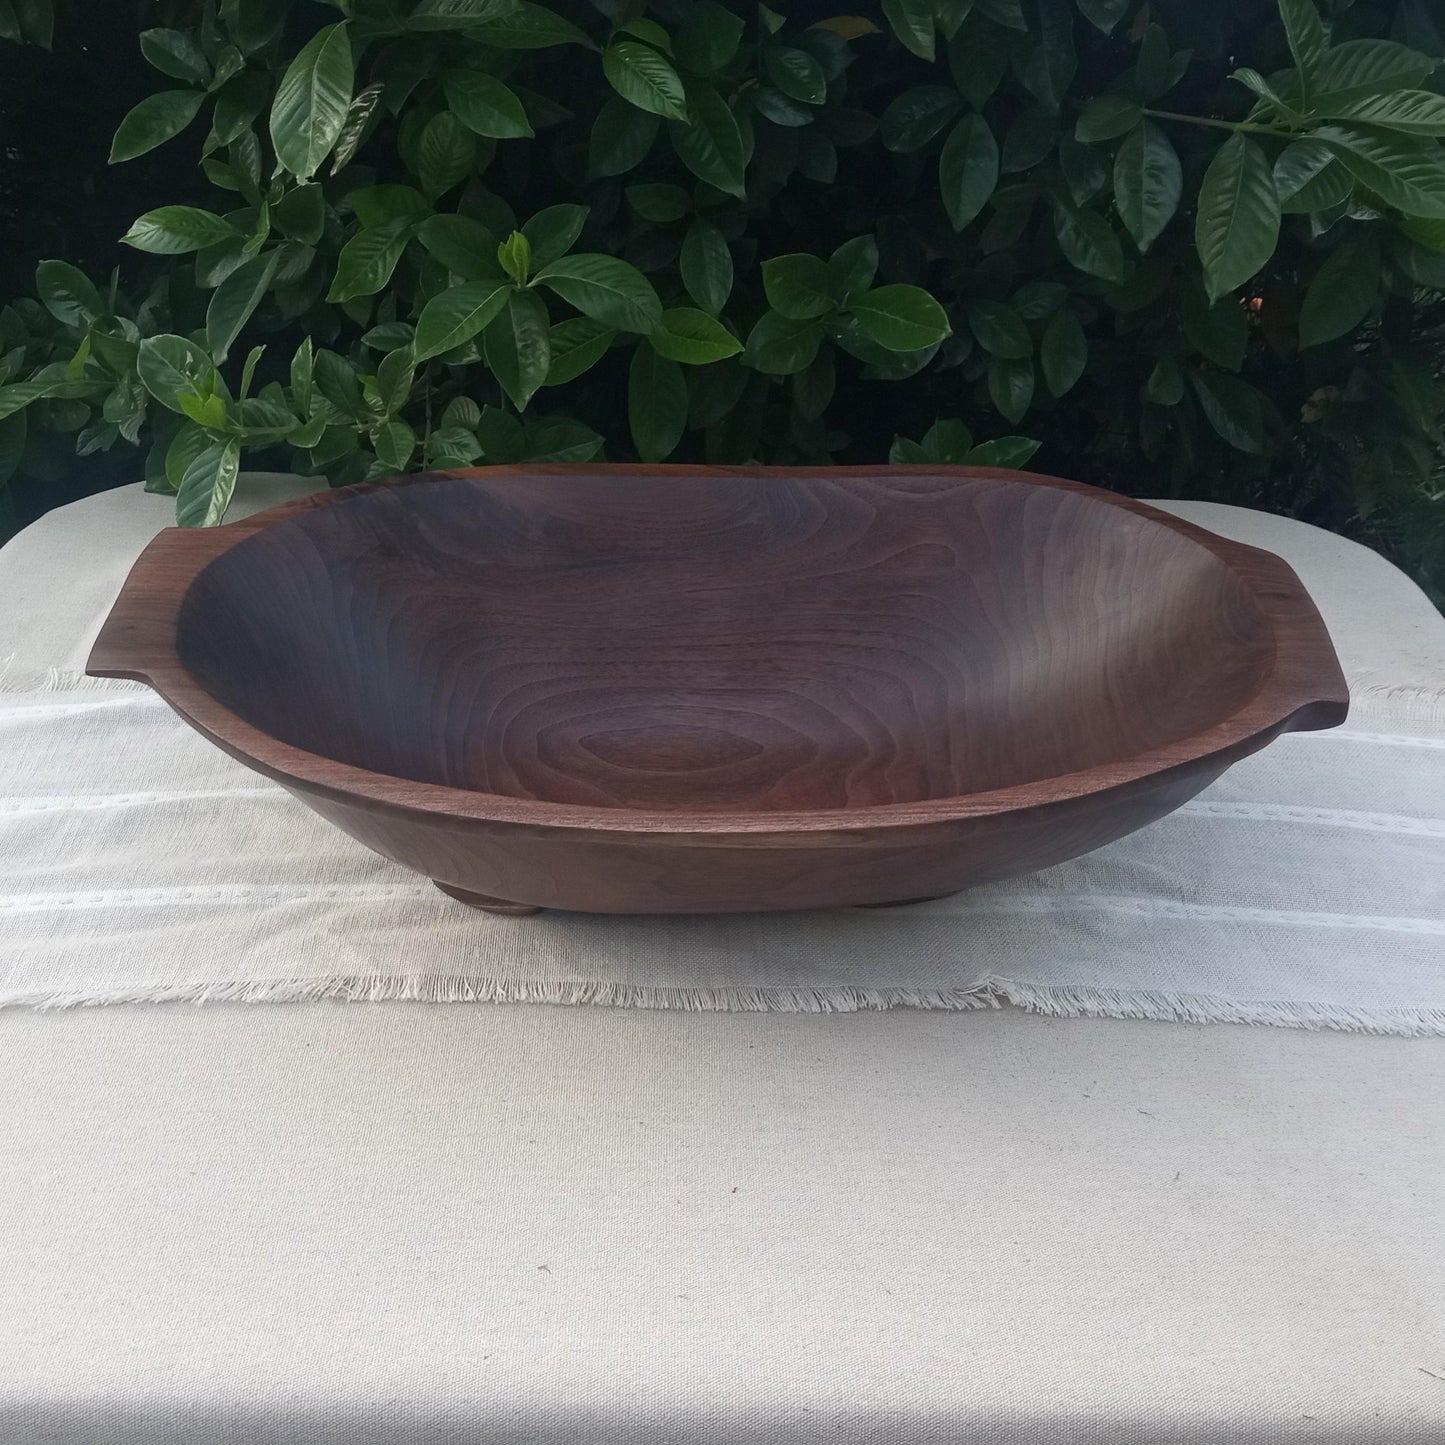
[5,974,1445,1035]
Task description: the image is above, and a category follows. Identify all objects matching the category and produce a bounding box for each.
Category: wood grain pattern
[88,466,1349,915]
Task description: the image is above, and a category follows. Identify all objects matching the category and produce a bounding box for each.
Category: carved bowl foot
[433,881,541,916]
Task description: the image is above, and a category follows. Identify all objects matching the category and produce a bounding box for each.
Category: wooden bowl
[88,466,1348,916]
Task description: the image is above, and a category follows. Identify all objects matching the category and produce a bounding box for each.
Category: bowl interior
[176,470,1274,812]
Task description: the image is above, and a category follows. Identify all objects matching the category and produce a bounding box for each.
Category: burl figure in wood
[89,466,1348,915]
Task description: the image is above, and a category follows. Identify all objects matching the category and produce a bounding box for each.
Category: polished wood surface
[88,467,1349,915]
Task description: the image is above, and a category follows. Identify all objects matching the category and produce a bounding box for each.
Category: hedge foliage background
[1,0,1443,602]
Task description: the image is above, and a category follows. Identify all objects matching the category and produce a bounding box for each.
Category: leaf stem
[1142,108,1292,138]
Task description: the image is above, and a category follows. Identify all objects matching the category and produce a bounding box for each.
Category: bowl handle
[86,522,249,683]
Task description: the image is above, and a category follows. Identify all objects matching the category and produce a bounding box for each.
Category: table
[2,479,1443,1444]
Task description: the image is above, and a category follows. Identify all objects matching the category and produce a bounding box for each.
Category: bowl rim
[87,464,1350,836]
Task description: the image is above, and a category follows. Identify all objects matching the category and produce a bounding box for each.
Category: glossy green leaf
[1135,23,1173,100]
[830,236,879,297]
[110,90,205,163]
[413,280,512,360]
[405,0,521,30]
[949,15,1009,106]
[136,335,214,413]
[522,205,589,268]
[1180,287,1248,371]
[603,41,687,121]
[742,311,823,375]
[1327,90,1445,136]
[425,424,483,465]
[417,213,504,281]
[627,183,691,222]
[176,439,240,526]
[1278,0,1327,98]
[469,4,596,49]
[764,45,826,105]
[313,350,366,419]
[6,0,52,48]
[331,82,385,173]
[628,344,687,460]
[882,0,933,59]
[669,83,745,197]
[352,185,431,228]
[976,0,1026,29]
[1113,120,1181,253]
[1305,41,1437,109]
[544,316,615,386]
[851,285,951,351]
[534,253,662,333]
[139,28,210,86]
[1144,355,1184,405]
[374,348,414,416]
[328,220,412,303]
[172,402,226,449]
[273,183,326,244]
[497,229,532,283]
[939,114,999,232]
[374,419,416,470]
[1075,0,1128,33]
[1075,95,1141,143]
[519,417,604,462]
[1317,124,1445,218]
[1039,308,1086,395]
[207,251,279,363]
[0,380,69,422]
[1054,205,1126,283]
[418,110,476,195]
[35,261,103,327]
[441,397,482,431]
[1273,139,1336,206]
[966,299,1031,358]
[967,435,1039,467]
[444,70,534,138]
[987,355,1034,423]
[269,22,354,180]
[648,307,741,364]
[483,288,550,410]
[680,220,733,314]
[1059,133,1109,205]
[587,97,660,177]
[1299,236,1381,348]
[1001,110,1058,173]
[1230,67,1305,122]
[1014,0,1076,113]
[763,254,847,320]
[1403,216,1445,253]
[1012,281,1068,320]
[163,422,211,493]
[1190,370,1266,452]
[880,86,963,153]
[1195,134,1279,302]
[792,349,836,421]
[673,0,744,74]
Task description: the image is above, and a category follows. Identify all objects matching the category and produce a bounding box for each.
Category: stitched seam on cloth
[0,884,434,913]
[1286,728,1445,750]
[3,974,1444,1035]
[1,885,1441,936]
[1176,801,1445,837]
[0,788,280,816]
[0,694,164,722]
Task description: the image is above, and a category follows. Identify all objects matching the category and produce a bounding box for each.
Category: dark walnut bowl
[89,466,1348,916]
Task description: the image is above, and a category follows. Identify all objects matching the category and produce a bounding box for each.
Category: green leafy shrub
[0,0,1443,598]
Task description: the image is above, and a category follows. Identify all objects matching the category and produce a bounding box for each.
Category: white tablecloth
[2,479,1443,1443]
